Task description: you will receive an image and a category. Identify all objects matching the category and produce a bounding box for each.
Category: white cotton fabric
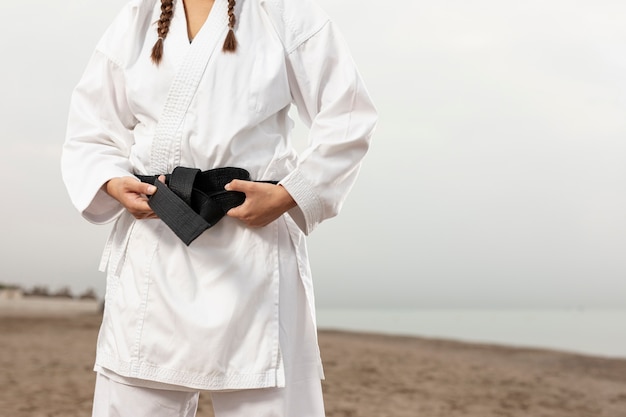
[92,226,326,417]
[92,371,325,417]
[92,374,200,417]
[62,0,376,391]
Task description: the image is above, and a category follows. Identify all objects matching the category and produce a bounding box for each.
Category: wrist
[278,185,297,211]
[104,177,123,198]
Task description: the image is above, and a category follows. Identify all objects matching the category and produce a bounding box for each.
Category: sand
[1,300,626,417]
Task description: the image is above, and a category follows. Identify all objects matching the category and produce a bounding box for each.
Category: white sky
[1,0,626,309]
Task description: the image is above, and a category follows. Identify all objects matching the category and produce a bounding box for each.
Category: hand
[105,176,165,219]
[224,180,297,228]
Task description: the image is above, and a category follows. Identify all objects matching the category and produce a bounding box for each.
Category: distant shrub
[28,286,50,297]
[0,283,20,290]
[79,288,98,300]
[52,286,74,299]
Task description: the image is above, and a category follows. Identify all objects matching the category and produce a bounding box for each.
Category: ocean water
[316,309,626,359]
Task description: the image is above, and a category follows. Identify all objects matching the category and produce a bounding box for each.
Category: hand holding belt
[136,166,277,246]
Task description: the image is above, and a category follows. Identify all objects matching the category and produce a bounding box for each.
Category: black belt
[136,167,277,246]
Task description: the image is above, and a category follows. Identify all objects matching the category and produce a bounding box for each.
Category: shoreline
[1,307,626,416]
[3,298,625,360]
[0,296,100,317]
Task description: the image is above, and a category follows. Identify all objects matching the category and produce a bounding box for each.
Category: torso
[183,0,215,41]
[86,0,330,390]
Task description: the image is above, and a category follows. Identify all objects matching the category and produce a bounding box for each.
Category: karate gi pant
[92,373,325,417]
[92,223,326,417]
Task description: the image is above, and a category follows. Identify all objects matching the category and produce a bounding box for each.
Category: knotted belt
[136,166,277,246]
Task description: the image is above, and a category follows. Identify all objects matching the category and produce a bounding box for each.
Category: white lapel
[150,0,229,174]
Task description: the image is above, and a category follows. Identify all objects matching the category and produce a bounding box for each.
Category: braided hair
[151,0,175,64]
[150,0,238,65]
[222,0,238,52]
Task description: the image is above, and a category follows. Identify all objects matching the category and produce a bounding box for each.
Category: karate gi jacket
[62,0,376,390]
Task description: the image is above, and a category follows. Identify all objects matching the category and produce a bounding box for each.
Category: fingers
[224,181,295,228]
[120,192,152,219]
[106,177,158,219]
[128,177,164,219]
[128,179,157,196]
[225,204,246,220]
[226,206,270,228]
[111,177,157,196]
[224,179,250,193]
[121,179,157,219]
[224,181,257,226]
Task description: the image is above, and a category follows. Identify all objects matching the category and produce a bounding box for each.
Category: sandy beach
[1,299,626,417]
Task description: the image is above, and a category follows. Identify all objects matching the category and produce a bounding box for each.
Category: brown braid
[151,0,175,64]
[222,0,238,52]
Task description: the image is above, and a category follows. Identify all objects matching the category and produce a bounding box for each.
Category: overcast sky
[1,0,626,309]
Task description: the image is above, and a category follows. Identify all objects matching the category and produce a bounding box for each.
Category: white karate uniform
[62,0,376,409]
[92,225,326,416]
[93,372,325,417]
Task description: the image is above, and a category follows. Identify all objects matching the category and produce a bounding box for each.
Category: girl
[62,0,377,416]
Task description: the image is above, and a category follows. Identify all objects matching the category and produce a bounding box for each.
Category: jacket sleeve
[61,49,137,224]
[279,18,378,234]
